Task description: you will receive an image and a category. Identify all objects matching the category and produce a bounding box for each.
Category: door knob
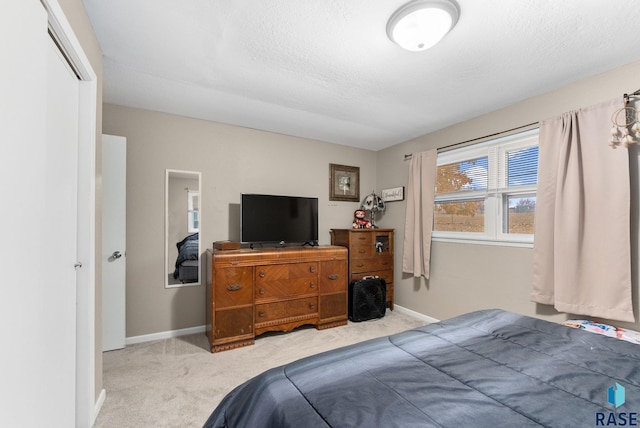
[112,251,122,259]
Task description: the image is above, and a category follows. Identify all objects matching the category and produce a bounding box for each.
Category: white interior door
[102,134,127,351]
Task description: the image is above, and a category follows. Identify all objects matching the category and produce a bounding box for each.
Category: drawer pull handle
[356,263,364,268]
[358,249,366,254]
[309,303,316,309]
[310,266,316,273]
[227,284,242,291]
[328,274,339,280]
[259,311,265,317]
[310,282,316,288]
[259,288,266,294]
[358,236,366,240]
[259,271,266,278]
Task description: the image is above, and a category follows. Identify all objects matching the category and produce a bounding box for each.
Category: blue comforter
[204,309,640,427]
[173,233,198,279]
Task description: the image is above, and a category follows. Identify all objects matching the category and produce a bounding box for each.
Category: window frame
[432,129,539,247]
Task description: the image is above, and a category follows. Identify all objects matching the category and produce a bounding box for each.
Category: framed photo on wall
[329,163,360,202]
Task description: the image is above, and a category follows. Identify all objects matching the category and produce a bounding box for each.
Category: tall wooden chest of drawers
[206,246,348,353]
[330,229,394,310]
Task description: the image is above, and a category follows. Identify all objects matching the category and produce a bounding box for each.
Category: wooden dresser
[206,246,348,353]
[330,228,394,310]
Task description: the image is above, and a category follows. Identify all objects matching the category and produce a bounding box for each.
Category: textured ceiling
[83,0,640,150]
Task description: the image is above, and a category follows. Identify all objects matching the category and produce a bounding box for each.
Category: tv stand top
[248,241,318,250]
[210,245,346,266]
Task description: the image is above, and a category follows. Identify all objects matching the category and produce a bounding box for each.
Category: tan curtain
[531,97,634,322]
[402,149,437,278]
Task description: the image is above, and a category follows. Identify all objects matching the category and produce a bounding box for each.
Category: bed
[204,309,640,428]
[173,233,199,283]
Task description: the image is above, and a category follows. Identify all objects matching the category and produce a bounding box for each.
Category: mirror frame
[165,169,202,288]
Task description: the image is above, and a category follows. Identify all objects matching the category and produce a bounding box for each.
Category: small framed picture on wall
[329,164,360,202]
[381,186,405,202]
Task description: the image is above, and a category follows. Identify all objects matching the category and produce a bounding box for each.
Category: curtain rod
[624,88,640,104]
[403,121,539,161]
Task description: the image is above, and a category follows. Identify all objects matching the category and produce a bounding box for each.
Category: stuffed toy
[353,209,371,229]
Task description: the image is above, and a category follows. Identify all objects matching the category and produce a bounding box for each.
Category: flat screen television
[241,193,319,246]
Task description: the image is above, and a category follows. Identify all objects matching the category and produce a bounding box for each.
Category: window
[433,129,539,246]
[187,190,199,233]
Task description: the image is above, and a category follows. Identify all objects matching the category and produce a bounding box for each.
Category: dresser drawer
[349,233,373,257]
[350,232,373,245]
[255,297,318,323]
[350,256,393,274]
[214,266,254,308]
[214,307,253,340]
[319,259,347,293]
[256,262,317,282]
[350,244,372,258]
[255,278,317,300]
[255,262,319,300]
[320,293,347,320]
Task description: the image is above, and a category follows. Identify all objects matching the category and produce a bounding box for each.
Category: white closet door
[1,1,79,426]
[41,34,80,425]
[0,1,49,425]
[1,1,97,425]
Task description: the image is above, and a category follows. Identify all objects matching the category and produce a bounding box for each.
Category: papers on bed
[563,319,640,344]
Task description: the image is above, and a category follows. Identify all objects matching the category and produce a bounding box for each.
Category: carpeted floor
[94,309,427,428]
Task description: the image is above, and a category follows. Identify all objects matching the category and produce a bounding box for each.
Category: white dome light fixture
[387,0,459,52]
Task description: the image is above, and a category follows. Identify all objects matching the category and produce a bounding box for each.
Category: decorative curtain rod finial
[624,88,640,104]
[610,101,640,148]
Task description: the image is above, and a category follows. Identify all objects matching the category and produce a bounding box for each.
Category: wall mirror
[165,169,201,288]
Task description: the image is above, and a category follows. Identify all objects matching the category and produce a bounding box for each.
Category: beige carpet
[94,310,427,428]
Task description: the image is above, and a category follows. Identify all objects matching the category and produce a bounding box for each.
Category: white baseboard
[394,304,440,324]
[92,388,106,427]
[125,325,207,346]
[123,309,435,346]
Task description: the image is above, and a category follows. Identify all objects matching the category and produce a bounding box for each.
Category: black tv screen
[241,194,319,245]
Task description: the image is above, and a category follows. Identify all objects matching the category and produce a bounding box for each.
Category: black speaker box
[348,277,386,322]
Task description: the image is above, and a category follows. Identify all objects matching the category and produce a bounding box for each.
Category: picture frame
[381,186,404,202]
[329,163,360,202]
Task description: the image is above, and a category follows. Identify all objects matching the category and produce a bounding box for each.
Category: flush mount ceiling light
[387,0,459,52]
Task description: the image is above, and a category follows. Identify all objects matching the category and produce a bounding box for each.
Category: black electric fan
[348,277,386,322]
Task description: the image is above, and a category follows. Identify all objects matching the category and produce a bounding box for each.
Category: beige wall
[376,59,640,330]
[102,105,377,337]
[57,0,105,404]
